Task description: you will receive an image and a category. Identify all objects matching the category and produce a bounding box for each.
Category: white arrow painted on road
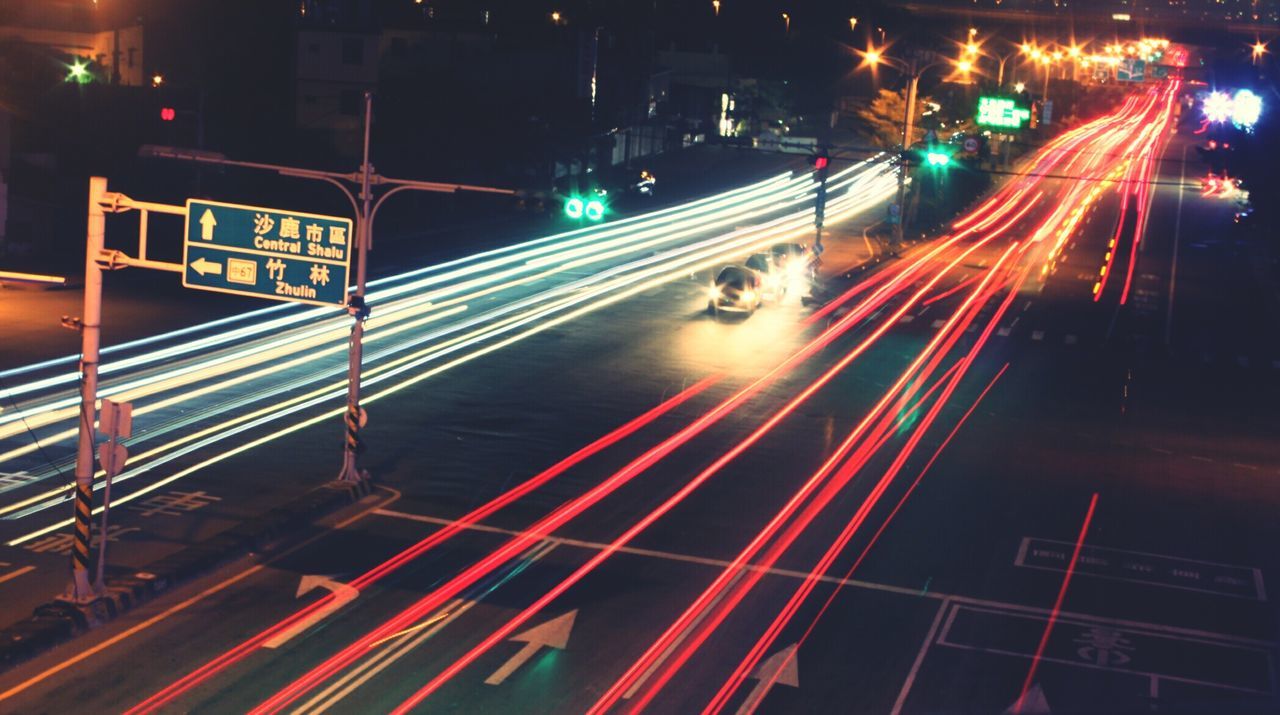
[1002,683,1051,715]
[733,643,799,715]
[199,208,217,240]
[484,610,577,686]
[262,575,359,649]
[190,257,222,276]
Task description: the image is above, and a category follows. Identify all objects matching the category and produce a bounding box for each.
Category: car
[770,242,816,281]
[707,265,763,317]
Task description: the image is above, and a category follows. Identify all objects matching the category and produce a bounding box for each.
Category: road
[0,82,1277,714]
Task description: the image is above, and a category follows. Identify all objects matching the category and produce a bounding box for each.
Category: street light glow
[1231,89,1263,128]
[865,49,881,65]
[1203,91,1234,123]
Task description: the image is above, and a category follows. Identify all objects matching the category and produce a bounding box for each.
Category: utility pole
[337,91,374,483]
[64,177,107,602]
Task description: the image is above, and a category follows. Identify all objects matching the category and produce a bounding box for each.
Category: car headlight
[741,290,756,304]
[786,260,807,278]
[708,285,721,301]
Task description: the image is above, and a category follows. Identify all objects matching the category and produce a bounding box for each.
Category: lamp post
[864,48,959,247]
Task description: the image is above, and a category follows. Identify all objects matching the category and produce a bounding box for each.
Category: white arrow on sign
[734,643,799,715]
[484,610,577,686]
[262,575,359,649]
[199,208,217,240]
[190,257,223,276]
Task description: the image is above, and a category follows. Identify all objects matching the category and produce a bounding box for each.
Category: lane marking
[1014,492,1098,712]
[997,326,1012,337]
[0,487,401,705]
[299,541,561,714]
[0,564,35,585]
[372,509,935,600]
[1031,330,1044,342]
[1165,142,1187,347]
[939,603,1276,695]
[889,597,951,715]
[1015,536,1266,601]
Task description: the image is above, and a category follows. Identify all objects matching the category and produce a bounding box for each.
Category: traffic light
[925,151,952,167]
[564,195,605,222]
[811,151,830,229]
[160,107,176,122]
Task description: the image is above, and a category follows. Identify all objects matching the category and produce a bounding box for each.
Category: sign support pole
[65,176,107,603]
[338,91,374,484]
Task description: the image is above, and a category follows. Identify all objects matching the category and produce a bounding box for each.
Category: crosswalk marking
[898,315,914,324]
[997,326,1012,337]
[931,319,946,329]
[1031,330,1045,341]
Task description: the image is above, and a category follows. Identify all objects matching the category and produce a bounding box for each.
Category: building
[0,0,146,86]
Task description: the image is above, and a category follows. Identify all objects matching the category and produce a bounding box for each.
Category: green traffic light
[564,197,584,219]
[584,199,605,221]
[66,58,92,84]
[925,151,951,167]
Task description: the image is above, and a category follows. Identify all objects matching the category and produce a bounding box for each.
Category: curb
[0,478,372,672]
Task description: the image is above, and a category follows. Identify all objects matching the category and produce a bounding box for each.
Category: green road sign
[976,96,1031,130]
[1117,58,1146,82]
[182,199,353,307]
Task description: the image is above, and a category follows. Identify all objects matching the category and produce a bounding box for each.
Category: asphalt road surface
[0,83,1276,715]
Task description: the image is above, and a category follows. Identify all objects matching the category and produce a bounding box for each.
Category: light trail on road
[115,84,1183,715]
[1,159,896,539]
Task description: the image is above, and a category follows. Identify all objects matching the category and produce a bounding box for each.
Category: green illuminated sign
[976,96,1032,129]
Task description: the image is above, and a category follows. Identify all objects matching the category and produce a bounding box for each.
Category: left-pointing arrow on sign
[262,575,359,649]
[485,610,577,686]
[190,257,223,276]
[199,208,217,240]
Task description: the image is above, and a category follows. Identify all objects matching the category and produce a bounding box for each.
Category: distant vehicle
[771,242,816,281]
[707,265,763,317]
[632,170,657,196]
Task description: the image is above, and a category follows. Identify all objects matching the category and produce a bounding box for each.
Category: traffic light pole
[65,177,107,602]
[337,92,375,483]
[140,94,514,487]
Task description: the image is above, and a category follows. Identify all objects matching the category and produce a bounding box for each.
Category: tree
[854,88,932,148]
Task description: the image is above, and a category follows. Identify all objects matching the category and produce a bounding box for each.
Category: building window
[339,89,360,116]
[341,37,363,66]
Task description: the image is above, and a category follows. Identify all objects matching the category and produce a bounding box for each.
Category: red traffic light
[813,156,829,170]
[160,107,176,121]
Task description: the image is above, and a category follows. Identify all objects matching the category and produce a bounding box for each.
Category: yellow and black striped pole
[66,177,107,602]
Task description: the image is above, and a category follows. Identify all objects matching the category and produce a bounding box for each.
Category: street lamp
[861,47,964,246]
[781,12,790,34]
[968,40,1024,89]
[1253,39,1268,65]
[849,16,858,32]
[713,0,720,17]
